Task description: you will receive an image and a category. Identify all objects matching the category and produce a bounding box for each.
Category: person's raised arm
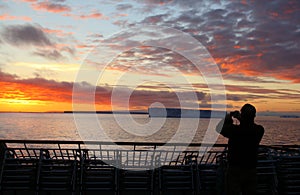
[216,112,234,138]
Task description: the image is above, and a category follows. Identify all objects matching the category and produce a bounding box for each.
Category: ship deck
[0,140,299,194]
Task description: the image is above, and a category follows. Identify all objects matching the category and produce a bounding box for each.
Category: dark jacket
[217,114,264,169]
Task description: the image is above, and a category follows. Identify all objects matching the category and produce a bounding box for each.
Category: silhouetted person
[216,103,264,195]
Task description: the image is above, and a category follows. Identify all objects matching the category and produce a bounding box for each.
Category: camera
[230,110,241,121]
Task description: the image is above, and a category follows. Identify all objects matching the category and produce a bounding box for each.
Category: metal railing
[0,140,228,168]
[0,139,299,194]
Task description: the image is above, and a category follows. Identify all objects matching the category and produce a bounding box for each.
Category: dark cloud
[108,46,200,77]
[210,1,300,82]
[0,69,19,82]
[140,14,169,24]
[33,49,65,61]
[133,0,300,83]
[192,82,300,102]
[226,93,266,102]
[116,4,133,11]
[0,3,8,10]
[226,84,282,95]
[60,46,76,56]
[225,84,300,102]
[113,87,206,110]
[223,74,282,84]
[113,20,131,28]
[1,24,53,47]
[87,33,103,39]
[136,0,174,5]
[52,0,67,2]
[0,24,76,61]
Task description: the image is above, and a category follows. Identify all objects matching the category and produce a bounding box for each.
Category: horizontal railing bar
[1,139,299,149]
[0,139,228,147]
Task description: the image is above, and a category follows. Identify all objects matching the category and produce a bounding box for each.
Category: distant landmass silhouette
[148,107,226,118]
[280,115,300,118]
[64,108,226,118]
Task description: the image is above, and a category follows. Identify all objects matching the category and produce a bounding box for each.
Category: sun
[2,99,41,105]
[0,98,47,112]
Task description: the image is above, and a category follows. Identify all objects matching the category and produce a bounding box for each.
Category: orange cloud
[20,0,37,2]
[31,1,71,13]
[76,44,94,49]
[42,28,74,37]
[74,12,109,20]
[0,14,32,21]
[63,12,109,20]
[0,81,70,103]
[116,13,128,17]
[217,53,300,83]
[0,82,64,112]
[272,65,300,83]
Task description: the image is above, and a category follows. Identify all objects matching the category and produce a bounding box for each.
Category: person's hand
[230,111,241,125]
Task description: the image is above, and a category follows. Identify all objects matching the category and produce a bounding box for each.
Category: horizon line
[0,110,299,115]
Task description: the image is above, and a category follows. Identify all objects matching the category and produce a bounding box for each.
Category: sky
[0,0,299,113]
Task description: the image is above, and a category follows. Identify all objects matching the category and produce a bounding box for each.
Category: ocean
[0,113,299,145]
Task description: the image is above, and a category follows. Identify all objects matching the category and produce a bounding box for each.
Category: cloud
[78,12,109,20]
[113,20,131,28]
[132,0,300,83]
[87,33,103,39]
[0,14,32,21]
[224,84,300,103]
[31,1,71,13]
[1,68,298,111]
[191,81,300,103]
[223,74,282,84]
[105,47,178,76]
[64,12,109,20]
[226,93,266,102]
[0,69,19,82]
[52,0,67,2]
[91,25,215,77]
[116,4,133,11]
[0,70,209,110]
[136,0,173,5]
[0,2,8,10]
[1,24,53,47]
[225,84,283,95]
[0,24,76,61]
[211,1,300,82]
[42,27,74,37]
[141,14,169,24]
[20,0,37,2]
[33,49,65,61]
[0,69,73,103]
[102,40,216,78]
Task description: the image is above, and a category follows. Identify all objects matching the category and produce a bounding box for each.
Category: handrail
[0,139,228,147]
[1,139,299,156]
[1,139,299,148]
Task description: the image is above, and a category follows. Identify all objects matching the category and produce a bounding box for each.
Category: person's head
[240,103,256,122]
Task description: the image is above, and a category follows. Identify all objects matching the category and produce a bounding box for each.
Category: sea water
[0,113,299,145]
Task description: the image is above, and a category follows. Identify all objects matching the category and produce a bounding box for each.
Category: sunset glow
[0,0,299,113]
